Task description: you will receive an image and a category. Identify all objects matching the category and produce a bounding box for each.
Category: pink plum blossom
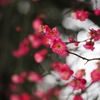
[71,10,89,21]
[11,74,24,84]
[46,27,60,40]
[75,69,85,79]
[32,18,42,31]
[69,78,86,90]
[73,95,83,100]
[27,71,43,82]
[83,41,95,51]
[59,69,73,80]
[34,52,45,63]
[91,69,100,82]
[50,38,67,55]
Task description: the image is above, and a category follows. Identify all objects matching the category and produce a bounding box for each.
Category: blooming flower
[57,62,69,71]
[83,41,95,51]
[51,38,67,55]
[59,69,73,80]
[71,10,89,21]
[69,78,86,90]
[75,69,85,79]
[46,27,60,40]
[91,69,100,82]
[89,29,100,41]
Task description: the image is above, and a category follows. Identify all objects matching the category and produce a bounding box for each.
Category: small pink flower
[27,71,43,82]
[91,69,100,82]
[11,74,24,84]
[51,38,67,55]
[46,27,60,40]
[10,94,20,100]
[69,78,86,90]
[31,39,42,48]
[38,25,49,33]
[32,18,42,31]
[74,42,79,46]
[94,8,100,16]
[73,95,83,100]
[58,62,69,71]
[83,41,95,51]
[75,69,85,79]
[68,37,74,42]
[42,36,53,47]
[89,29,100,41]
[71,10,89,21]
[12,46,29,58]
[34,52,45,63]
[59,69,73,80]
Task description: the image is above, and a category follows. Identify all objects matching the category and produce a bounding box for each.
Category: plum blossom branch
[67,50,100,62]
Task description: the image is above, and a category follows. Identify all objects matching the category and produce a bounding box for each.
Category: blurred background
[0,0,100,100]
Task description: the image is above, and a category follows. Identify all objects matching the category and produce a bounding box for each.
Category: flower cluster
[12,30,49,63]
[11,71,43,84]
[71,10,89,21]
[83,41,95,51]
[51,62,73,80]
[88,29,100,41]
[69,69,86,90]
[39,25,68,56]
[12,23,100,100]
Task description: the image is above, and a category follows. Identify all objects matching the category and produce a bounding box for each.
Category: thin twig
[67,50,100,62]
